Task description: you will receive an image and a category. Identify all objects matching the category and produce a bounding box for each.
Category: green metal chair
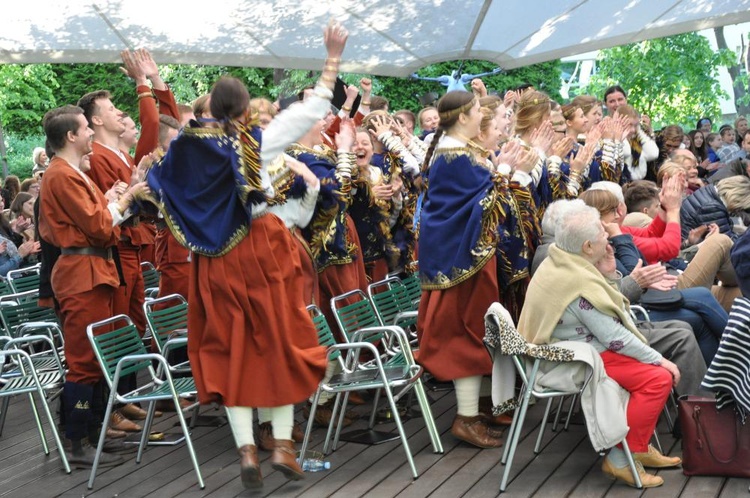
[6,264,41,293]
[367,277,418,340]
[0,290,65,363]
[143,294,190,374]
[86,314,203,490]
[140,261,161,300]
[399,272,422,308]
[329,291,443,457]
[299,319,430,479]
[0,335,69,473]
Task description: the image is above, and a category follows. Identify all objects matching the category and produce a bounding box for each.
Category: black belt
[60,247,113,260]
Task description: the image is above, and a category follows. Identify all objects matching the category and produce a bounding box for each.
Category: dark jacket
[709,159,749,184]
[680,184,737,242]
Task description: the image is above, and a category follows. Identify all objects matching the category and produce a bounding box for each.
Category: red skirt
[416,258,498,381]
[187,213,326,407]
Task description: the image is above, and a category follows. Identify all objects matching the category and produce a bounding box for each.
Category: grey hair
[717,175,750,212]
[588,180,624,203]
[554,203,602,255]
[542,199,585,236]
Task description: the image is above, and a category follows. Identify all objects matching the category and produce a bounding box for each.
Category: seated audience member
[709,130,750,184]
[717,124,746,164]
[581,189,728,365]
[519,202,681,488]
[20,178,41,198]
[590,178,740,311]
[534,199,708,393]
[10,192,37,242]
[681,176,750,243]
[622,180,660,228]
[705,132,722,173]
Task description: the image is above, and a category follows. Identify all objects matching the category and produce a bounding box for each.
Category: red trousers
[59,285,115,384]
[114,244,146,335]
[600,351,672,452]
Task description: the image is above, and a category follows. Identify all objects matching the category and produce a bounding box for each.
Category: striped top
[701,296,750,422]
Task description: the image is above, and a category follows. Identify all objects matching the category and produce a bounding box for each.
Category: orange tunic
[187,213,327,407]
[88,143,148,333]
[38,157,120,384]
[154,226,190,301]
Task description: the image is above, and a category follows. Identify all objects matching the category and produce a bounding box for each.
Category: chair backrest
[0,278,13,298]
[400,272,422,307]
[87,314,152,389]
[367,277,418,327]
[6,264,41,293]
[330,289,382,342]
[141,261,161,293]
[307,305,341,362]
[143,294,188,354]
[0,290,59,338]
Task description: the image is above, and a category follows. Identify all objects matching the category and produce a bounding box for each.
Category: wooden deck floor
[1,384,748,498]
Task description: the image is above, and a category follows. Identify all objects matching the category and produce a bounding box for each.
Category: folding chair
[86,314,203,490]
[484,306,643,492]
[6,263,41,293]
[0,335,70,473]
[140,262,161,300]
[299,318,435,479]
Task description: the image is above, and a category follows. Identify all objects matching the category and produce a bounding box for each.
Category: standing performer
[147,21,348,489]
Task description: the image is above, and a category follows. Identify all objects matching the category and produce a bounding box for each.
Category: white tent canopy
[2,0,750,76]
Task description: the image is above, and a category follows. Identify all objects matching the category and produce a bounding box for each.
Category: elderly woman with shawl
[517,202,681,488]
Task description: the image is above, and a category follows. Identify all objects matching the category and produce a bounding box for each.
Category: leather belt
[60,246,113,260]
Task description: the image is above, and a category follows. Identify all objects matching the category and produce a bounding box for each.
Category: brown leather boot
[238,444,262,489]
[292,421,305,443]
[451,415,503,449]
[271,440,305,481]
[257,422,275,452]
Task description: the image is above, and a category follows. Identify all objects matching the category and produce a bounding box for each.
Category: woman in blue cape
[147,22,348,489]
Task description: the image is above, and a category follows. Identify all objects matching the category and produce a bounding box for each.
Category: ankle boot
[451,414,503,449]
[271,440,304,480]
[238,444,262,489]
[65,438,124,468]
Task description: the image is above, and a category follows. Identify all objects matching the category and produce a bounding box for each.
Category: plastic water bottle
[300,458,331,472]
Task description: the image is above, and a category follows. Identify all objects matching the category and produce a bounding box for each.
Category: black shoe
[65,438,125,468]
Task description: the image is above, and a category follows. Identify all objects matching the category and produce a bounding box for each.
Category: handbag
[678,395,750,477]
[638,288,684,311]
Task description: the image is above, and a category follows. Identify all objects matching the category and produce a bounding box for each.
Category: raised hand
[530,121,555,156]
[368,115,392,139]
[323,19,348,60]
[471,78,488,98]
[551,136,576,159]
[335,117,355,151]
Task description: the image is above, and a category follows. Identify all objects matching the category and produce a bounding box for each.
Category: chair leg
[300,390,322,461]
[621,439,643,489]
[413,378,443,454]
[323,392,342,455]
[36,388,71,474]
[551,397,565,432]
[383,383,418,479]
[0,397,10,436]
[332,392,352,451]
[368,388,382,429]
[661,404,674,432]
[501,397,522,465]
[652,429,663,455]
[534,398,554,454]
[171,391,205,489]
[88,397,117,489]
[137,400,158,463]
[563,394,577,431]
[27,392,49,455]
[501,390,532,492]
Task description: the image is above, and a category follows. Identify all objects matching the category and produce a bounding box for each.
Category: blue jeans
[647,287,728,366]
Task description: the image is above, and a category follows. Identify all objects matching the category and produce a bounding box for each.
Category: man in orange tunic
[39,105,144,467]
[78,50,179,425]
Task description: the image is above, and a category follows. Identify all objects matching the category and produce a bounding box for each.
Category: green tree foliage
[376,60,562,115]
[0,64,59,135]
[585,33,735,129]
